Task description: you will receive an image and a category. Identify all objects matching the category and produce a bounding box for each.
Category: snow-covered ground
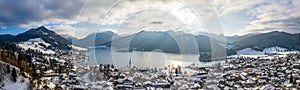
[0,61,30,90]
[228,46,299,59]
[263,46,299,55]
[263,46,287,54]
[219,43,235,49]
[18,38,55,54]
[237,48,264,55]
[71,45,88,51]
[2,75,30,90]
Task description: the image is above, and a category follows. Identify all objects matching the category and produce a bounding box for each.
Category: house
[152,79,171,88]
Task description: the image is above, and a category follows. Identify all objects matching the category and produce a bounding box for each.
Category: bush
[6,65,10,73]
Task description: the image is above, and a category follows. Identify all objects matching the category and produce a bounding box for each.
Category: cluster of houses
[30,52,80,90]
[32,53,300,89]
[220,54,300,89]
[65,61,211,89]
[21,48,88,89]
[21,45,210,89]
[25,43,300,90]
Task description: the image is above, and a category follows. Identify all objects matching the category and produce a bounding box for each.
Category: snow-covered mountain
[0,26,72,50]
[18,38,56,54]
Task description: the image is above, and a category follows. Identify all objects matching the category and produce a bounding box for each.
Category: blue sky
[0,0,299,38]
[0,26,27,35]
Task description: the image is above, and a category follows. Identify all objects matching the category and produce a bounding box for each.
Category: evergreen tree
[6,64,10,73]
[11,68,17,82]
[111,64,115,69]
[290,73,293,83]
[175,68,178,75]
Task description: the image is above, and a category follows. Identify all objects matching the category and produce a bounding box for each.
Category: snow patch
[71,45,88,51]
[263,46,287,54]
[237,48,264,55]
[28,38,44,42]
[219,43,235,49]
[228,46,299,59]
[18,38,55,54]
[0,61,30,90]
[263,46,299,55]
[227,55,268,59]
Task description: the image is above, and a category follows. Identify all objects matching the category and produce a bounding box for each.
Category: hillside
[0,61,30,90]
[232,31,300,50]
[107,31,226,57]
[72,31,119,47]
[0,26,71,50]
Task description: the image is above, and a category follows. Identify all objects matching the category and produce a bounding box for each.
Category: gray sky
[0,0,299,38]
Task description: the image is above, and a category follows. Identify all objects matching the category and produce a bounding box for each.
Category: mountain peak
[268,31,290,34]
[11,26,71,49]
[37,26,47,29]
[103,31,114,33]
[36,26,51,32]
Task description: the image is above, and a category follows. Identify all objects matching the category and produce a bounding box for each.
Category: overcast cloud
[0,0,299,38]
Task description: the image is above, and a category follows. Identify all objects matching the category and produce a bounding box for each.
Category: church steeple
[128,58,132,74]
[129,58,131,69]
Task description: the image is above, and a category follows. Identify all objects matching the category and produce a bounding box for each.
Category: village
[1,39,300,90]
[34,56,212,89]
[33,51,300,90]
[220,53,300,89]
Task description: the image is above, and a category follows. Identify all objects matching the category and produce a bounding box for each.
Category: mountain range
[106,30,225,54]
[70,31,119,47]
[231,31,300,50]
[0,26,300,55]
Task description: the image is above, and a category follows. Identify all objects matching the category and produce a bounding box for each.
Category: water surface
[84,49,224,68]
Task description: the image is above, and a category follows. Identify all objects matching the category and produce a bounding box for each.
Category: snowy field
[227,46,299,59]
[0,61,30,90]
[18,38,55,54]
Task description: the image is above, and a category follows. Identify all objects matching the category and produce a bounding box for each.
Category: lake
[83,49,225,68]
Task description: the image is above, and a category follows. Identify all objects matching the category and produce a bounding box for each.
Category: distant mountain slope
[72,31,119,47]
[0,34,15,41]
[0,26,71,50]
[226,33,260,43]
[233,31,300,50]
[2,26,300,55]
[108,31,226,57]
[61,34,78,42]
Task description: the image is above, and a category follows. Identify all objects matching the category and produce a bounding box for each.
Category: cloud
[95,0,222,35]
[212,0,300,34]
[240,0,300,34]
[0,0,124,38]
[0,0,85,27]
[0,0,221,36]
[211,0,265,16]
[8,0,294,37]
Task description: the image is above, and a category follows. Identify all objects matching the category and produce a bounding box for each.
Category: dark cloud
[262,17,300,26]
[0,0,84,27]
[248,28,275,32]
[255,16,300,33]
[151,21,163,24]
